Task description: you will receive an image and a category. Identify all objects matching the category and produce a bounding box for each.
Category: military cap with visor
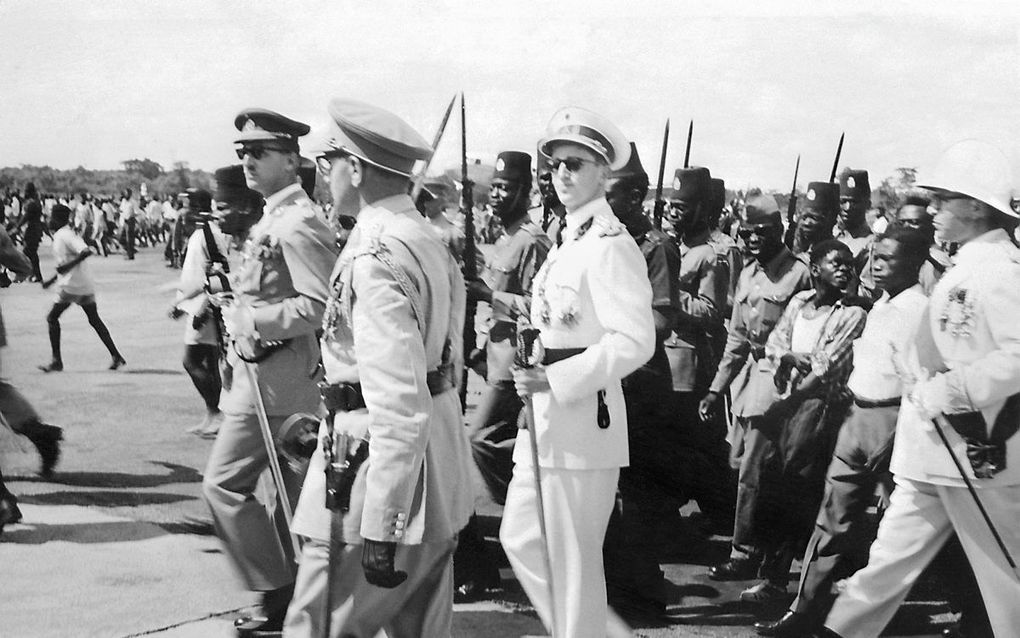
[838,169,871,201]
[540,106,631,171]
[323,98,433,178]
[233,108,311,152]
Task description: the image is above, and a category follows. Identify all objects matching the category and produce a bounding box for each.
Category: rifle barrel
[654,119,670,230]
[829,132,845,183]
[683,120,693,168]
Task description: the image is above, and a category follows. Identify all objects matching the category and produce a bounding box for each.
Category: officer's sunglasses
[738,224,778,240]
[545,157,597,173]
[236,145,292,160]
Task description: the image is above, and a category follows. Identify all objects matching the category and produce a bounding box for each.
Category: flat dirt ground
[1,239,954,637]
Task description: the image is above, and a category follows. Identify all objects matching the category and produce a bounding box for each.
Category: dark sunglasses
[236,145,291,160]
[545,157,597,173]
[738,224,778,240]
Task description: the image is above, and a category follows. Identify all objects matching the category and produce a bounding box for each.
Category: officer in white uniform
[823,140,1020,638]
[501,107,656,638]
[284,98,475,638]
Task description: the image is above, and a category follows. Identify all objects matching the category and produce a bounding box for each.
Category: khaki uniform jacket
[709,246,811,418]
[892,229,1020,488]
[219,184,338,416]
[515,197,655,470]
[291,194,475,545]
[666,230,728,392]
[484,216,552,383]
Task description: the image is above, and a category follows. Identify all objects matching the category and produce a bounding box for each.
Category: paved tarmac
[1,241,953,637]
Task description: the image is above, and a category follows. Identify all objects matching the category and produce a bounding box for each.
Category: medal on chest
[939,286,976,338]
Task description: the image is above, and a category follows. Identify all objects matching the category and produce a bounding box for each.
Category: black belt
[542,347,586,365]
[537,346,610,429]
[853,395,901,409]
[319,363,455,413]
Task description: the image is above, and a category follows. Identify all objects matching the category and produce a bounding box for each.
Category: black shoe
[455,579,492,603]
[609,593,666,623]
[234,615,282,638]
[109,356,127,370]
[0,494,23,533]
[38,361,63,373]
[756,611,816,636]
[709,556,760,581]
[21,421,63,478]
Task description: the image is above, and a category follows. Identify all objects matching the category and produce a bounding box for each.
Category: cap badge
[242,118,259,132]
[673,177,682,191]
[807,189,816,201]
[496,158,506,171]
[847,177,856,189]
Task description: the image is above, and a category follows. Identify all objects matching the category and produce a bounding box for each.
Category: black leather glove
[362,539,407,589]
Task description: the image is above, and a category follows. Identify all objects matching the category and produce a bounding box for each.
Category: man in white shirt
[757,226,929,637]
[39,205,125,373]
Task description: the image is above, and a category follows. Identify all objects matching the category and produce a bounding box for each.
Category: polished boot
[755,610,817,636]
[235,582,293,637]
[0,492,23,533]
[19,420,63,478]
[709,555,761,581]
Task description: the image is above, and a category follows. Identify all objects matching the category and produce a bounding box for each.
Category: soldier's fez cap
[671,167,712,202]
[710,178,726,212]
[540,106,631,171]
[182,188,212,212]
[298,158,316,198]
[325,98,432,178]
[741,194,782,227]
[233,108,310,151]
[214,165,248,203]
[804,181,840,216]
[917,139,1018,218]
[611,142,647,181]
[493,151,533,185]
[839,169,870,201]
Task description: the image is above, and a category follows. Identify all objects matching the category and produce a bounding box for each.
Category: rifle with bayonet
[459,92,476,411]
[829,132,845,183]
[409,94,457,202]
[653,119,670,231]
[683,120,693,168]
[783,154,800,248]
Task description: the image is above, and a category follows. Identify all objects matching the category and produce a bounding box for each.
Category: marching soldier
[284,98,475,637]
[601,142,681,618]
[458,150,551,599]
[502,107,655,637]
[699,195,811,581]
[202,108,337,638]
[793,181,839,257]
[822,140,1020,638]
[836,168,877,295]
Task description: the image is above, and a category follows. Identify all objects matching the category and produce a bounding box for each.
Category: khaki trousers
[825,476,1020,638]
[202,411,304,591]
[283,536,456,638]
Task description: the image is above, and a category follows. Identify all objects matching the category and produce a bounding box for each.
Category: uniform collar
[876,283,925,309]
[955,228,1013,264]
[357,193,416,227]
[263,182,305,214]
[756,245,797,278]
[563,197,610,241]
[502,212,530,236]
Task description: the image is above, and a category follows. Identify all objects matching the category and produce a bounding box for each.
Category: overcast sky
[1,0,1017,190]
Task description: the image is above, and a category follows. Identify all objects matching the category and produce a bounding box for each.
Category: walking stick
[931,414,1020,582]
[243,361,300,560]
[516,326,559,637]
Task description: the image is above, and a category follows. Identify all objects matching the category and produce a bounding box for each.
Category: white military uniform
[826,228,1020,637]
[285,194,475,638]
[499,196,655,638]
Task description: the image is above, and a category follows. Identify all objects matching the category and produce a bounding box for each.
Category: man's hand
[698,391,719,422]
[512,365,550,397]
[168,305,185,320]
[362,539,407,589]
[465,278,493,304]
[221,302,255,339]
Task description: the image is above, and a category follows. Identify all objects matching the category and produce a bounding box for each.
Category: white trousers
[825,476,1020,638]
[500,463,620,638]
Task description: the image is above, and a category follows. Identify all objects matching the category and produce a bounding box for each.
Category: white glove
[221,302,256,340]
[909,372,949,425]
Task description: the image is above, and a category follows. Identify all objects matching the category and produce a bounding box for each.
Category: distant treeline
[0,159,212,199]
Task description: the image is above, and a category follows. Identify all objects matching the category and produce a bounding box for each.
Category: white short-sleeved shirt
[52,226,95,296]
